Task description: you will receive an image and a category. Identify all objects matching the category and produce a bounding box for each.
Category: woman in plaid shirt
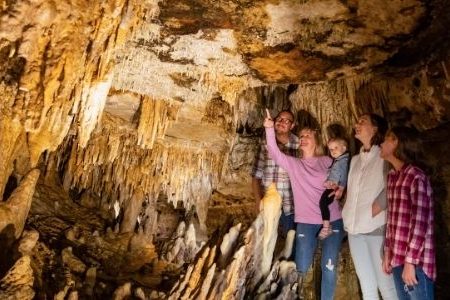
[380,126,435,300]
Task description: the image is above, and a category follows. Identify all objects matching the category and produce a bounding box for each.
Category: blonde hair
[299,127,325,157]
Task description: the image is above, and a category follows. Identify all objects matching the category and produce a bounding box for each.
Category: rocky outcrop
[0,169,40,239]
[168,203,360,299]
[0,256,35,300]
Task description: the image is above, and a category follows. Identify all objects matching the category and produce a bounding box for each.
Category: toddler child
[318,138,349,239]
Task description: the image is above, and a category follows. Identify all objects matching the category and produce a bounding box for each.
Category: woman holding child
[263,110,344,300]
[342,114,397,299]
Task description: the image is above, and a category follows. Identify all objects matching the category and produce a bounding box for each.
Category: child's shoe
[318,225,333,240]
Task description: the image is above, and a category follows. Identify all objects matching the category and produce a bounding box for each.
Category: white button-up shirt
[342,146,387,234]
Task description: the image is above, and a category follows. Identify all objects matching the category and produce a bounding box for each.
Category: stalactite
[291,71,447,134]
[78,74,114,148]
[290,74,391,138]
[58,113,226,233]
[137,97,179,149]
[113,25,262,107]
[0,0,157,176]
[28,106,74,167]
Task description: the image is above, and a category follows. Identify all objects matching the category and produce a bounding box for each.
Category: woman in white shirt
[342,114,397,300]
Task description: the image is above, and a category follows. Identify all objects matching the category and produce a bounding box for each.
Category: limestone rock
[0,169,40,239]
[0,117,24,199]
[112,282,132,300]
[134,287,146,300]
[162,221,203,266]
[17,230,39,257]
[260,183,282,277]
[61,247,87,274]
[0,256,35,300]
[83,267,96,297]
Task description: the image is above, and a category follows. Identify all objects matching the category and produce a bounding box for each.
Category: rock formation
[0,169,40,239]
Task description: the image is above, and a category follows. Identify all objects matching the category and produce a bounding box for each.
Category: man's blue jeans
[392,265,434,300]
[279,212,296,260]
[280,212,295,236]
[295,219,344,300]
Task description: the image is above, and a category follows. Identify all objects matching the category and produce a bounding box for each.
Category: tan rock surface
[0,256,34,300]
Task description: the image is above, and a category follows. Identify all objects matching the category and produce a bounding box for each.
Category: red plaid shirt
[251,134,299,215]
[385,164,436,281]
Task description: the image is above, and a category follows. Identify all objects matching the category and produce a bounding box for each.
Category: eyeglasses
[275,117,293,124]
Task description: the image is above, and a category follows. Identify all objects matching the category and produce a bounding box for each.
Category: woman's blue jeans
[392,265,434,300]
[295,218,344,300]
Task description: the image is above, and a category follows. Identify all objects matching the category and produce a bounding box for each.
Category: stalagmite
[83,267,96,297]
[134,287,146,300]
[261,183,282,277]
[61,247,87,274]
[168,207,283,299]
[120,188,144,233]
[197,263,216,300]
[0,169,40,239]
[169,246,210,299]
[162,221,203,267]
[112,282,132,300]
[17,230,39,257]
[256,260,281,295]
[67,291,78,300]
[221,246,247,300]
[277,229,296,260]
[219,223,242,265]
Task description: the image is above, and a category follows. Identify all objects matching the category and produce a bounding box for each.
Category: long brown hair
[367,113,388,146]
[389,126,433,175]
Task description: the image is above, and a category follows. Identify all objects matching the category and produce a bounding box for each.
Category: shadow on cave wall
[423,122,450,299]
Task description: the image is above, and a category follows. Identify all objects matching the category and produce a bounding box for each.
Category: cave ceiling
[110,0,449,145]
[1,0,450,218]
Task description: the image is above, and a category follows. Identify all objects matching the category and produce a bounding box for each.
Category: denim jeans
[280,212,296,260]
[295,218,344,300]
[392,265,434,300]
[348,233,397,300]
[280,212,295,236]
